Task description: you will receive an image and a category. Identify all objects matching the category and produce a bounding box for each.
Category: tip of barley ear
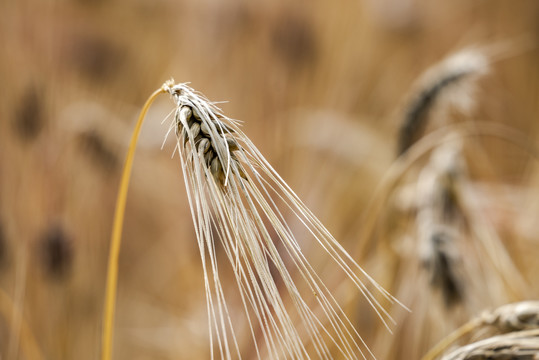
[397,48,488,156]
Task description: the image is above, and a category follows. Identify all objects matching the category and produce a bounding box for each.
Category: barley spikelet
[162,81,400,359]
[440,329,539,360]
[417,139,466,307]
[420,227,462,306]
[397,49,488,155]
[481,302,539,333]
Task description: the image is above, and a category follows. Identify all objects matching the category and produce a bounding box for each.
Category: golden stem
[101,87,165,360]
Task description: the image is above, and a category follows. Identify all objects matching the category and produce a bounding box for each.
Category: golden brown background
[1,0,538,359]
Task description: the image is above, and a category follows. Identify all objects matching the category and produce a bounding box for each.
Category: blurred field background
[1,0,539,359]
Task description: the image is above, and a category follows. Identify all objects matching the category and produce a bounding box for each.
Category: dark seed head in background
[68,35,124,82]
[423,230,463,307]
[13,84,45,142]
[271,13,318,71]
[78,129,119,174]
[39,224,73,280]
[0,221,7,269]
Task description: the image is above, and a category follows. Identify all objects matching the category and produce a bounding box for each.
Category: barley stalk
[101,86,165,360]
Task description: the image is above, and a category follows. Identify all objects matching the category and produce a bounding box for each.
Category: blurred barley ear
[423,301,539,360]
[416,139,466,307]
[397,49,488,155]
[420,228,462,306]
[39,224,73,280]
[356,120,538,266]
[481,301,539,333]
[13,84,45,142]
[440,329,539,360]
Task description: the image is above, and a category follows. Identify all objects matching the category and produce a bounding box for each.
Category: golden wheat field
[1,0,539,359]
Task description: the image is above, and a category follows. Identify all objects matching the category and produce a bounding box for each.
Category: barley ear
[100,86,166,360]
[422,301,539,360]
[397,49,488,156]
[440,329,539,360]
